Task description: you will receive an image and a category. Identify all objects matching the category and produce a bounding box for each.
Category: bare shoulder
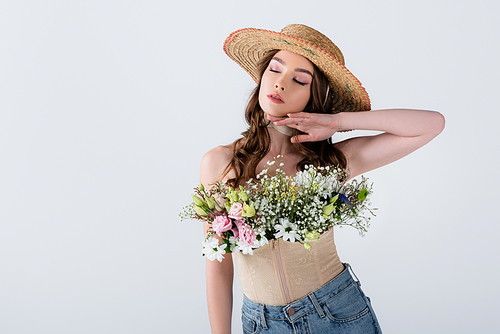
[200,144,234,186]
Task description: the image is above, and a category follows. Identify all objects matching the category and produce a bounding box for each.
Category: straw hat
[223,24,370,113]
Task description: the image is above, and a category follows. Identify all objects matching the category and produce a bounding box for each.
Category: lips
[267,93,284,104]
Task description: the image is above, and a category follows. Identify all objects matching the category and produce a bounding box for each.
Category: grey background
[1,0,499,333]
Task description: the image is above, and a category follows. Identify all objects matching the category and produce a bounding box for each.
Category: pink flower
[231,226,239,239]
[213,193,227,209]
[228,202,244,220]
[235,219,256,246]
[212,215,232,237]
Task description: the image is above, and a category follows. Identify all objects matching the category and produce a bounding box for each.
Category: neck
[266,121,298,156]
[267,120,295,137]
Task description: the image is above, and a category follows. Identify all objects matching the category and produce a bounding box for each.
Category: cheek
[259,73,272,91]
[258,74,273,108]
[258,76,268,98]
[258,86,266,108]
[295,90,311,110]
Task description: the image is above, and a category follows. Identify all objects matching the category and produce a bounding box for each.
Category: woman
[200,24,444,334]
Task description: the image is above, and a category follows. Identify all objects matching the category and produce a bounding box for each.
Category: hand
[267,112,341,143]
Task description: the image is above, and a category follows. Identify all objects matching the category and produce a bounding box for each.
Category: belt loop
[259,304,268,329]
[308,292,325,318]
[345,263,361,287]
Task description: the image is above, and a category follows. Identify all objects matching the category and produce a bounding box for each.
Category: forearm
[338,108,445,138]
[206,257,234,334]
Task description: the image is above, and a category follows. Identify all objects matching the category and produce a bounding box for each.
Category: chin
[265,111,289,118]
[260,104,284,117]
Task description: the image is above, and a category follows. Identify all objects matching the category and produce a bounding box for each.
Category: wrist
[333,112,346,132]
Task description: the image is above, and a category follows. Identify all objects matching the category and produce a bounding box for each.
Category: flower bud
[358,188,368,201]
[305,231,320,242]
[229,191,239,203]
[199,183,205,191]
[239,191,249,202]
[322,203,335,218]
[191,194,205,207]
[206,198,215,209]
[329,194,339,204]
[194,205,208,216]
[242,202,256,217]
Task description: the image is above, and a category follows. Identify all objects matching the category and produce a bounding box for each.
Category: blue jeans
[241,263,382,334]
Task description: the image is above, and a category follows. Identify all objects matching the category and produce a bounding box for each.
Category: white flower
[253,235,269,248]
[186,164,373,260]
[293,171,311,188]
[274,218,301,242]
[234,240,254,255]
[202,237,227,262]
[228,236,238,252]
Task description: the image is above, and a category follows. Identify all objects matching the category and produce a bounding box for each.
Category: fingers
[271,115,313,133]
[286,112,309,119]
[290,134,313,144]
[267,112,310,124]
[273,116,307,127]
[265,114,288,122]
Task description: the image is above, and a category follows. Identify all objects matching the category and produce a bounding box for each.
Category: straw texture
[223,24,370,113]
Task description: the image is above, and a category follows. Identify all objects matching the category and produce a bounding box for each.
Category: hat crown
[280,24,345,65]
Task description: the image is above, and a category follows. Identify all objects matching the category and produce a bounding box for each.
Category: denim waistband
[242,263,360,326]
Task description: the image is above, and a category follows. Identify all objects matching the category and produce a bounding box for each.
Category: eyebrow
[272,56,314,77]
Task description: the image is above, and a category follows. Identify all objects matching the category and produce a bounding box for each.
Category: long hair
[224,50,347,187]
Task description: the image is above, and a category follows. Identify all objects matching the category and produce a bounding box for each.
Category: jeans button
[287,307,295,315]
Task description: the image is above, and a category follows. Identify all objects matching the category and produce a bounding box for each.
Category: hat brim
[224,28,370,113]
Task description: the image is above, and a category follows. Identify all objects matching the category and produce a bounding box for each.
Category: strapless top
[233,228,344,305]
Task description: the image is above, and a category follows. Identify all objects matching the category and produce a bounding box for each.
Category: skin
[258,51,314,117]
[200,50,445,334]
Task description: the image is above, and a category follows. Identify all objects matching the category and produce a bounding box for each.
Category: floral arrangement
[180,158,375,262]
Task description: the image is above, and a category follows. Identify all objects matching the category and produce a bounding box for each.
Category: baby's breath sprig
[180,157,376,261]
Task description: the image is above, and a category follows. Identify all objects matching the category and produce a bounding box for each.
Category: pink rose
[228,202,244,220]
[212,215,232,237]
[235,219,256,246]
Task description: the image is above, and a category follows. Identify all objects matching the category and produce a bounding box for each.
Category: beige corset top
[233,228,344,306]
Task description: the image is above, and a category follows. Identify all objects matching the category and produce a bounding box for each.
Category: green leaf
[222,238,233,253]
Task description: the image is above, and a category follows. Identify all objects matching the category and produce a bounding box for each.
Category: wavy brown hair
[225,50,347,187]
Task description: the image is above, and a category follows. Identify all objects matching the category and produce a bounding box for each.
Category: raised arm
[200,145,234,334]
[268,108,445,178]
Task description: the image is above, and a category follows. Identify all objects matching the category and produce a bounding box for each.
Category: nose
[275,83,285,91]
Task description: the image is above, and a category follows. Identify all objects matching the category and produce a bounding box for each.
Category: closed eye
[294,79,307,86]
